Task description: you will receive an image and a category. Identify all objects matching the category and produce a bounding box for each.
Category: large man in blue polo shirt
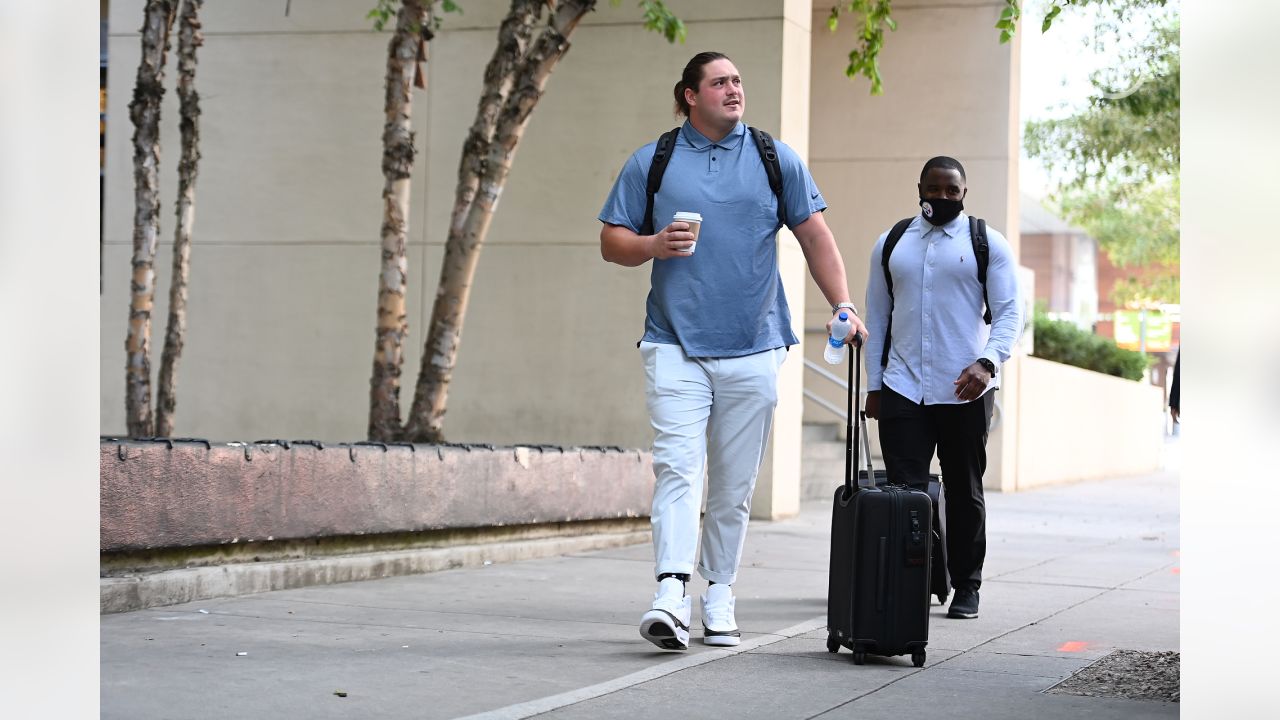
[599,51,866,651]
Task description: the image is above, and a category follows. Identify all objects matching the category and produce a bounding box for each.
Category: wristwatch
[832,302,858,316]
[976,358,996,377]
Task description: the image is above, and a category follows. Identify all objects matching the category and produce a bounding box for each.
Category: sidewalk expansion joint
[985,539,1124,582]
[166,609,631,643]
[993,579,1149,590]
[239,596,659,629]
[455,616,829,720]
[925,585,1116,672]
[803,662,926,719]
[805,582,1127,718]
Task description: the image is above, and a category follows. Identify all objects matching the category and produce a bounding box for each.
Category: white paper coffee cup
[673,211,702,254]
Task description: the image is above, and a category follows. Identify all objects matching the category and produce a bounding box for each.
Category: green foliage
[996,1,1021,43]
[626,0,686,44]
[826,0,1166,95]
[367,0,397,31]
[1057,175,1179,306]
[1024,22,1178,186]
[825,1,897,95]
[1000,0,1170,43]
[1025,17,1179,307]
[369,1,684,43]
[1032,313,1151,381]
[367,0,461,33]
[1041,4,1062,33]
[606,0,685,44]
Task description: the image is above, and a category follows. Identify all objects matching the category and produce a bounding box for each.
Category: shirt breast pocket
[705,193,777,226]
[758,194,782,226]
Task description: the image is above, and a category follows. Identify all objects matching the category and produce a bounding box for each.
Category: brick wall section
[1095,251,1181,347]
[101,440,655,552]
[1021,231,1065,311]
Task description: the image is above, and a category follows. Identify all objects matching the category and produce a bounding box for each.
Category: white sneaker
[700,583,740,646]
[639,577,691,650]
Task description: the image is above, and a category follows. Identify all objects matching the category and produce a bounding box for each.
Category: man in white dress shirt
[863,156,1023,620]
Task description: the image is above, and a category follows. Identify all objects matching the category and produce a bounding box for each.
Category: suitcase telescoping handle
[844,334,876,494]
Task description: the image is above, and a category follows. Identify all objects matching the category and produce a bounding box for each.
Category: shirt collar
[681,120,746,150]
[918,210,967,238]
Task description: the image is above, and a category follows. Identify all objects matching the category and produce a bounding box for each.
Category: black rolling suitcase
[826,340,933,667]
[870,469,949,606]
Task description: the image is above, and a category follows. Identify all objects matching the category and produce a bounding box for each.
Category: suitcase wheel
[912,651,926,668]
[852,649,866,665]
[826,637,840,654]
[936,591,948,606]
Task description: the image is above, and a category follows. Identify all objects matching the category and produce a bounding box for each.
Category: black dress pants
[877,385,995,593]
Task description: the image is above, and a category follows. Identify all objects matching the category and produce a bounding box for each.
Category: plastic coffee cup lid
[673,211,702,222]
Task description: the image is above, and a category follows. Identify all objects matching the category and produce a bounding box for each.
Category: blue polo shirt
[599,121,826,358]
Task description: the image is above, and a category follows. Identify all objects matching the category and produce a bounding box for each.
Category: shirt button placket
[923,236,933,403]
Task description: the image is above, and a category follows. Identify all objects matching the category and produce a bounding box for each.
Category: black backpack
[880,216,992,368]
[638,126,787,236]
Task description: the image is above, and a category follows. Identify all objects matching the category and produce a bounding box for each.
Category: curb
[102,529,651,614]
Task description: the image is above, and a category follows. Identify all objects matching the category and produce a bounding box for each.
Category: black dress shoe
[947,589,979,619]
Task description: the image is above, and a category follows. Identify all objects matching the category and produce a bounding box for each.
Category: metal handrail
[802,388,847,421]
[805,358,847,389]
[804,357,1004,431]
[802,357,864,423]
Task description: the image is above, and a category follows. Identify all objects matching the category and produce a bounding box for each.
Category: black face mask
[919,196,963,226]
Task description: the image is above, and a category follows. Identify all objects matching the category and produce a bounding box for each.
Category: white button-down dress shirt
[864,212,1023,405]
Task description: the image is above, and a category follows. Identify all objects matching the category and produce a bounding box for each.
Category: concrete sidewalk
[101,469,1179,719]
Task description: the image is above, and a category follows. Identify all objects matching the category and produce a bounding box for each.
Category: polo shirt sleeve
[598,146,653,234]
[774,140,826,230]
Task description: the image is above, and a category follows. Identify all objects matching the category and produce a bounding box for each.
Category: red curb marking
[1171,567,1181,574]
[1057,641,1090,652]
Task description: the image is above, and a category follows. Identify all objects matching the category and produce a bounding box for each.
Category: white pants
[640,341,786,585]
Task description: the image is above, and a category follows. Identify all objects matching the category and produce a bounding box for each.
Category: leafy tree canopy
[1025,18,1178,190]
[826,0,1170,95]
[1024,7,1179,307]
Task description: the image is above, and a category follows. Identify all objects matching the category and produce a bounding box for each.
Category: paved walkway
[101,468,1179,719]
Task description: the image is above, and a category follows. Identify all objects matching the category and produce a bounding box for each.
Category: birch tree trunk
[402,0,595,443]
[368,0,432,441]
[155,0,204,438]
[125,0,178,438]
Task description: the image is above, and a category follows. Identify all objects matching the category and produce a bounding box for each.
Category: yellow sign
[1114,310,1172,352]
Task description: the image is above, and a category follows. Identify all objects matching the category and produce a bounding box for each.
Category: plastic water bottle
[824,312,852,365]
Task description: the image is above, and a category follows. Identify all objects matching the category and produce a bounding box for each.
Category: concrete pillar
[805,0,1023,490]
[986,26,1024,493]
[752,0,814,520]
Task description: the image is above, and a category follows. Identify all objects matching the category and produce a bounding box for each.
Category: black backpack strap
[640,127,681,236]
[747,126,787,228]
[880,217,915,367]
[970,216,992,325]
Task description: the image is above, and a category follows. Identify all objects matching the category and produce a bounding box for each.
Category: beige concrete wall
[101,1,803,457]
[747,0,821,519]
[804,0,1022,488]
[1014,356,1164,488]
[102,2,399,441]
[103,1,1050,511]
